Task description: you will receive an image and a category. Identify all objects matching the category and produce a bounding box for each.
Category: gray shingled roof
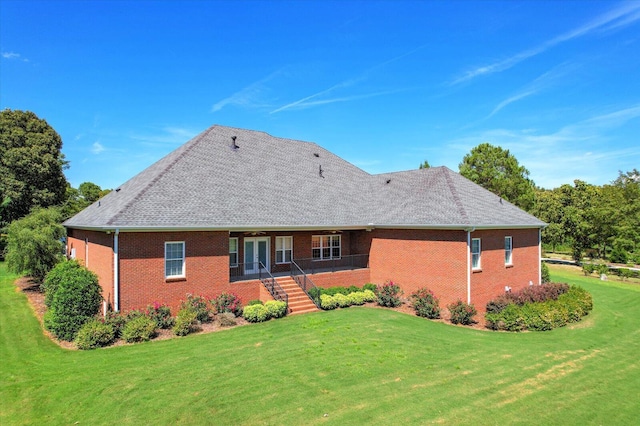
[64,125,545,231]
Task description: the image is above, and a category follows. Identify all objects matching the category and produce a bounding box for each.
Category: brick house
[64,125,545,315]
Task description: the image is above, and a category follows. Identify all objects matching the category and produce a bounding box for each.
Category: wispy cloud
[271,45,428,114]
[486,62,578,119]
[1,51,29,62]
[91,141,105,154]
[130,126,199,147]
[452,2,640,84]
[211,69,282,112]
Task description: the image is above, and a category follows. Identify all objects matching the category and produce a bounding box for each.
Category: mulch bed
[13,278,485,350]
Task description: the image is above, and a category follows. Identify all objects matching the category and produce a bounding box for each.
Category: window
[505,236,513,265]
[229,238,238,267]
[471,238,481,269]
[165,242,185,278]
[276,236,293,264]
[312,235,341,260]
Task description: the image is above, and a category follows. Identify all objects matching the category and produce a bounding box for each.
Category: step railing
[259,262,288,305]
[290,260,321,308]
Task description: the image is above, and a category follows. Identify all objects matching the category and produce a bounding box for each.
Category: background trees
[458,143,536,211]
[0,109,68,227]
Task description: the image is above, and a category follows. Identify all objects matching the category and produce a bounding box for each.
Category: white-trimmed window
[505,236,513,265]
[276,236,293,264]
[229,237,238,267]
[471,238,481,270]
[312,235,341,260]
[165,241,185,278]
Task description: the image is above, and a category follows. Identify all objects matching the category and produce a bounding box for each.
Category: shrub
[333,293,351,308]
[541,262,550,283]
[320,294,337,310]
[122,315,157,343]
[582,263,595,276]
[363,283,377,292]
[43,261,102,341]
[243,304,269,323]
[246,299,264,306]
[411,288,441,319]
[264,300,287,318]
[180,294,211,323]
[448,300,477,325]
[42,259,83,308]
[347,291,367,306]
[485,282,570,314]
[323,286,350,296]
[619,268,636,281]
[362,289,377,303]
[104,311,126,338]
[75,319,115,350]
[376,281,403,308]
[173,308,200,336]
[218,312,237,327]
[212,292,243,317]
[145,303,174,329]
[307,287,322,304]
[596,263,609,275]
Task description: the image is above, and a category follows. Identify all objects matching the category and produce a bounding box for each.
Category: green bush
[243,304,269,323]
[75,319,115,350]
[264,300,288,318]
[333,293,350,308]
[541,262,550,283]
[447,300,477,325]
[363,283,377,292]
[307,287,322,304]
[485,303,526,331]
[362,289,377,303]
[211,292,243,317]
[596,263,609,275]
[42,259,83,308]
[347,291,366,306]
[122,315,157,343]
[145,303,174,329]
[104,311,126,338]
[246,299,263,306]
[43,261,102,341]
[179,294,211,323]
[411,288,441,319]
[173,308,200,336]
[582,263,595,276]
[218,312,237,327]
[320,294,337,310]
[618,268,636,281]
[376,281,403,308]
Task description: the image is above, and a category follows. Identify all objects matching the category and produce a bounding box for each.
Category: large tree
[459,143,536,211]
[0,109,68,227]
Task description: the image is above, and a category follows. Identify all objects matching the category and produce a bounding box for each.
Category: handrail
[290,260,320,308]
[258,262,288,305]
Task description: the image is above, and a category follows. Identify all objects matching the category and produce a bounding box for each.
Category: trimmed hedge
[75,319,115,350]
[264,300,287,319]
[122,315,157,342]
[173,308,200,336]
[243,304,269,323]
[485,285,593,331]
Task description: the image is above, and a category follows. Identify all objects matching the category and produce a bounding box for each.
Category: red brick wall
[67,229,114,308]
[470,228,540,312]
[118,231,260,313]
[368,229,468,307]
[308,269,371,289]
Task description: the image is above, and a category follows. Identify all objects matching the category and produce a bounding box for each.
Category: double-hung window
[229,238,238,267]
[165,241,185,278]
[471,238,481,270]
[312,235,341,260]
[505,236,513,265]
[276,236,293,264]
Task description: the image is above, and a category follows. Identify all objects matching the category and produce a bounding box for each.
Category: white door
[244,237,270,275]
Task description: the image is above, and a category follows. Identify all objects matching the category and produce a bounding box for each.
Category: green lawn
[1,263,639,425]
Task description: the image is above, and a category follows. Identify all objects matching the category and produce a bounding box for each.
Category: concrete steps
[276,277,319,315]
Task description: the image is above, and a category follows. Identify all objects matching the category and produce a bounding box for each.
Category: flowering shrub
[122,315,157,342]
[75,319,115,350]
[212,292,243,317]
[180,294,211,323]
[411,288,441,319]
[448,300,477,325]
[376,281,403,307]
[103,311,126,338]
[173,307,200,336]
[486,282,570,314]
[243,304,269,323]
[146,303,174,329]
[264,300,288,318]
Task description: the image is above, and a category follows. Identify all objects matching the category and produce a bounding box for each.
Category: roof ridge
[106,127,214,226]
[442,167,470,225]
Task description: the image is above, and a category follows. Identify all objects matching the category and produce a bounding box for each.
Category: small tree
[43,260,102,341]
[5,207,65,282]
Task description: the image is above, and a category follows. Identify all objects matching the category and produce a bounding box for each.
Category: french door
[244,237,270,275]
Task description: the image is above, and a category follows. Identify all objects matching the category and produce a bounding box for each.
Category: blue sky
[2,0,639,190]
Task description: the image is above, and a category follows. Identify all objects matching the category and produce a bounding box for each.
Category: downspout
[538,228,542,285]
[466,227,475,304]
[114,229,120,312]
